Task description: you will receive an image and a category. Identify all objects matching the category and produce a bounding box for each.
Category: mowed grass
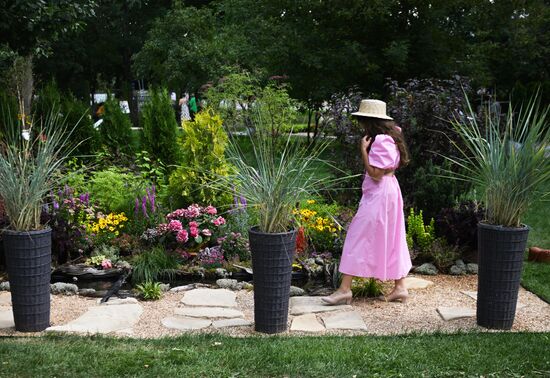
[522,181,550,302]
[0,333,548,377]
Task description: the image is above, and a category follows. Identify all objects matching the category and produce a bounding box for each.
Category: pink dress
[338,134,411,281]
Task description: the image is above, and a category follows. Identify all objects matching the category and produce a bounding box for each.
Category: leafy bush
[0,90,20,139]
[166,109,233,208]
[90,244,120,264]
[136,281,163,300]
[131,246,180,284]
[435,200,484,255]
[88,167,148,213]
[406,208,435,259]
[99,95,134,156]
[218,232,250,262]
[140,88,180,169]
[351,278,384,298]
[428,238,460,272]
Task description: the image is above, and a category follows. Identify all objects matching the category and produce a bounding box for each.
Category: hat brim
[351,111,393,120]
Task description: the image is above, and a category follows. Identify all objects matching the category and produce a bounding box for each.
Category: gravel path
[0,275,548,338]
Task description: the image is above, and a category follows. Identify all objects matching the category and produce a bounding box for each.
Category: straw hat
[351,99,393,120]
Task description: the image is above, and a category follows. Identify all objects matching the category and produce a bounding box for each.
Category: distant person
[188,93,198,121]
[179,92,191,124]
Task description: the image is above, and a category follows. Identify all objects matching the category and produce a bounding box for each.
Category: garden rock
[466,263,478,274]
[403,277,434,290]
[216,279,243,291]
[449,264,466,276]
[159,284,170,292]
[97,297,138,305]
[170,284,196,292]
[242,282,253,290]
[290,313,325,332]
[50,283,79,296]
[413,263,438,275]
[290,296,352,315]
[78,288,97,296]
[289,286,305,297]
[0,282,9,291]
[215,268,230,278]
[181,288,237,308]
[212,318,253,328]
[322,311,367,331]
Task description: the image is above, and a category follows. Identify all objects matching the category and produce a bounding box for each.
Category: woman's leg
[321,274,353,305]
[383,277,409,302]
[339,274,353,293]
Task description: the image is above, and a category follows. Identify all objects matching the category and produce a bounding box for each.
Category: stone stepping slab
[437,306,475,321]
[181,288,237,308]
[162,316,212,330]
[174,306,244,319]
[290,296,352,316]
[404,277,434,290]
[0,292,11,306]
[212,318,253,328]
[46,304,143,334]
[0,308,14,329]
[322,311,367,331]
[290,313,325,332]
[460,291,527,310]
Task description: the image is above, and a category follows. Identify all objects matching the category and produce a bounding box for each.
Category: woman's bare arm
[361,136,385,180]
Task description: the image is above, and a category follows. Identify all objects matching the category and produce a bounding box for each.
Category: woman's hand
[361,136,372,152]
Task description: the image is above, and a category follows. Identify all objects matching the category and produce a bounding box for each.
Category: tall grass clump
[0,105,76,230]
[442,92,549,227]
[131,246,179,284]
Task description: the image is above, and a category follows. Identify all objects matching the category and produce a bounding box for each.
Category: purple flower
[53,200,59,211]
[240,196,247,208]
[142,196,148,218]
[134,198,140,218]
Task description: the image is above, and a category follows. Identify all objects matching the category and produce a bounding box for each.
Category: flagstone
[437,306,476,321]
[212,318,253,328]
[290,296,352,316]
[46,304,143,334]
[0,292,11,306]
[162,316,211,330]
[404,277,434,290]
[290,313,325,332]
[174,306,244,319]
[181,288,237,308]
[322,311,367,331]
[0,308,14,329]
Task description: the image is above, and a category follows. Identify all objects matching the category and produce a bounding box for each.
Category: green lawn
[522,183,550,302]
[0,333,548,377]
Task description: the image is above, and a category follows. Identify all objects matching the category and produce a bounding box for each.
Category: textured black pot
[249,227,297,334]
[3,228,51,332]
[477,223,528,330]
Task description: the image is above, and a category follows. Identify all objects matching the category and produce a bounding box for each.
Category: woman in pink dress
[322,99,412,305]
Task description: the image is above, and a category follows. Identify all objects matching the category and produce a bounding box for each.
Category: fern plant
[351,278,384,298]
[136,281,163,300]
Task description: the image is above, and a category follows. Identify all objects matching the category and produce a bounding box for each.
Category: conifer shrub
[99,95,134,156]
[165,109,233,208]
[140,87,180,169]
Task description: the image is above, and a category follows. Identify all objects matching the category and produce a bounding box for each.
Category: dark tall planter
[477,223,528,330]
[3,228,51,332]
[249,227,297,334]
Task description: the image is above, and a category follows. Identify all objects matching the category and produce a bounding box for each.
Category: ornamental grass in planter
[0,105,76,331]
[442,92,549,329]
[218,110,338,333]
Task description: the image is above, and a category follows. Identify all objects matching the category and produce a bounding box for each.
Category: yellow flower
[306,200,316,204]
[114,231,119,236]
[109,227,115,232]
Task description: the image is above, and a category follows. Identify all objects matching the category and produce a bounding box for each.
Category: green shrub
[351,278,384,298]
[140,88,180,169]
[166,109,233,208]
[99,95,134,156]
[90,244,120,263]
[406,208,435,258]
[32,81,100,156]
[136,281,163,300]
[0,90,18,140]
[429,238,460,271]
[88,167,148,213]
[131,246,180,284]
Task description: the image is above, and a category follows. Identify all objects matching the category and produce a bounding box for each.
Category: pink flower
[168,220,183,232]
[212,216,226,226]
[190,227,199,238]
[202,228,212,236]
[189,221,199,228]
[185,204,201,218]
[156,223,169,233]
[167,208,185,220]
[101,259,112,269]
[205,205,217,215]
[176,229,189,243]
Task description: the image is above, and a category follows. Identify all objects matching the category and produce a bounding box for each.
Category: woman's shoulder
[374,134,396,145]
